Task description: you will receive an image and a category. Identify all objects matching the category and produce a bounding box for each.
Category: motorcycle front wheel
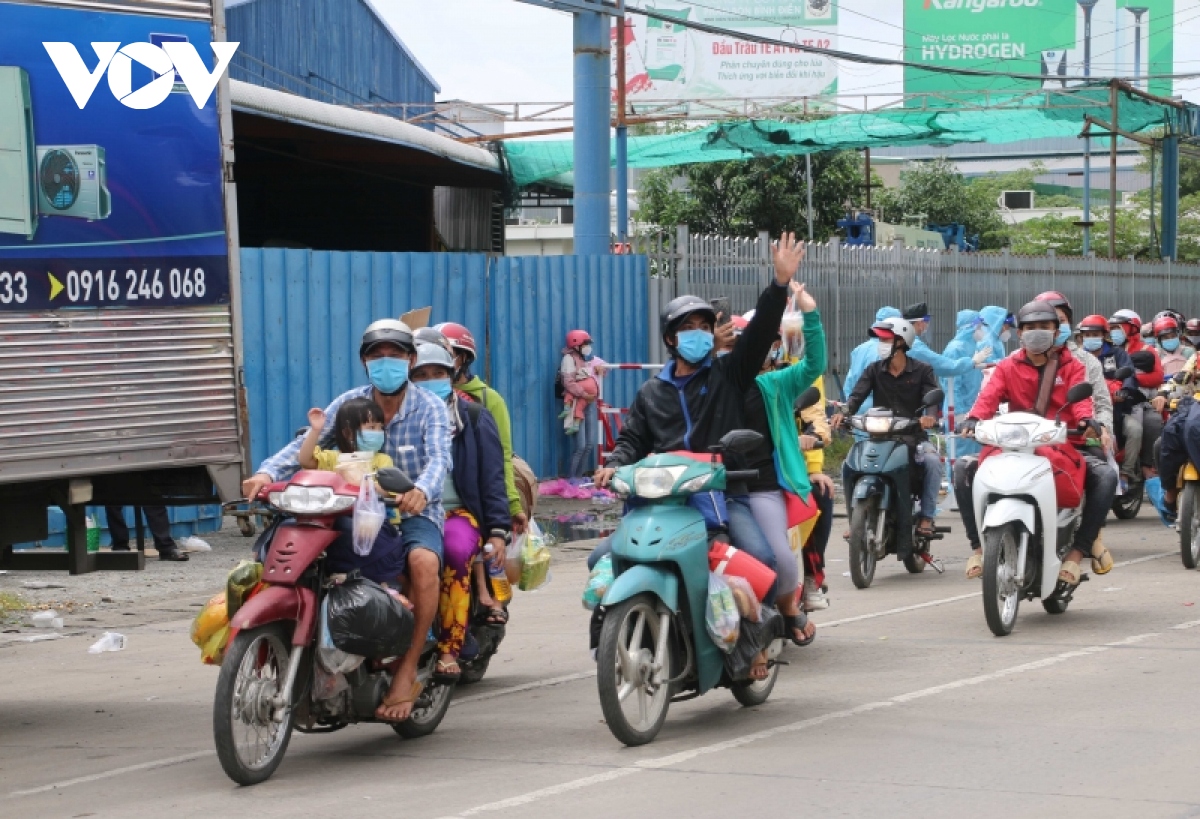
[982,524,1022,637]
[597,593,673,746]
[1112,482,1143,520]
[213,623,296,786]
[848,497,880,589]
[1180,482,1200,570]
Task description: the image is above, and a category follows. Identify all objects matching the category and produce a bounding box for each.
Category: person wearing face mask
[1107,311,1163,490]
[842,305,901,419]
[938,309,988,458]
[1153,316,1189,377]
[243,318,451,724]
[955,301,1115,586]
[1184,318,1200,356]
[1109,310,1164,390]
[902,300,991,390]
[977,306,1012,364]
[409,342,510,683]
[559,329,607,477]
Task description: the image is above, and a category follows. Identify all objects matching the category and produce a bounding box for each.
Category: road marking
[450,671,597,707]
[1116,551,1174,567]
[6,751,215,798]
[435,623,1185,819]
[817,593,980,628]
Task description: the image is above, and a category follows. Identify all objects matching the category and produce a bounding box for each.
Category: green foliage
[636,151,867,240]
[874,157,1006,249]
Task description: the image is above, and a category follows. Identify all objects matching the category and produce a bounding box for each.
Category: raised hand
[789,281,817,313]
[307,407,326,431]
[772,232,805,286]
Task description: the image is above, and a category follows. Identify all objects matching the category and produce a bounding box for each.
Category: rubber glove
[973,347,993,368]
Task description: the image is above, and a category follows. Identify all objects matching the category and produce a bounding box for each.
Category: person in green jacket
[434,322,528,535]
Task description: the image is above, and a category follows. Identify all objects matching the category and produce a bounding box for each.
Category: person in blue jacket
[843,306,900,412]
[940,309,987,458]
[978,305,1012,363]
[902,302,990,383]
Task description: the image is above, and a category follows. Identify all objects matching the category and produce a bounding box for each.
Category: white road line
[450,671,596,707]
[6,751,215,798]
[817,593,979,628]
[1116,551,1175,567]
[435,624,1188,819]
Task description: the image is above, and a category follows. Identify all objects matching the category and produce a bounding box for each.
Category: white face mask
[877,341,894,359]
[1000,329,1012,343]
[973,326,986,343]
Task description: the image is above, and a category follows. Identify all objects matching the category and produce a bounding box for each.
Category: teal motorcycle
[597,428,779,746]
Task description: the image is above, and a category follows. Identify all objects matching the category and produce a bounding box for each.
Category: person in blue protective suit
[902,302,991,383]
[939,309,986,458]
[978,306,1012,363]
[843,306,900,412]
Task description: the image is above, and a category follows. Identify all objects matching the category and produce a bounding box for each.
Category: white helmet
[360,319,414,357]
[412,342,456,374]
[869,317,916,349]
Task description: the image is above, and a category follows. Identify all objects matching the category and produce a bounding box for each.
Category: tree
[874,157,1006,249]
[636,151,867,240]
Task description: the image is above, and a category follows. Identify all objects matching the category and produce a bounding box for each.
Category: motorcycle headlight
[864,416,893,435]
[677,473,715,494]
[993,423,1032,449]
[632,466,688,499]
[611,475,632,497]
[974,423,997,446]
[269,485,356,515]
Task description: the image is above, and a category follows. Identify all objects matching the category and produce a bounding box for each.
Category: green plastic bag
[518,520,551,592]
[226,560,264,617]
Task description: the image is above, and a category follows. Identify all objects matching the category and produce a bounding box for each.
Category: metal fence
[638,228,1200,398]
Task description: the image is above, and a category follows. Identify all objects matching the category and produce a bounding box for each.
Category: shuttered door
[0,306,240,482]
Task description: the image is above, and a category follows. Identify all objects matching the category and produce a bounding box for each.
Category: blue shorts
[323,514,444,584]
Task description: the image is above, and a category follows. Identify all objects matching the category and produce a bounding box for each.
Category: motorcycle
[1158,383,1200,569]
[842,388,948,588]
[213,466,501,785]
[595,429,780,747]
[971,381,1094,637]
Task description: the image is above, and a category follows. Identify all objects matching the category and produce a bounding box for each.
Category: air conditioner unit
[1001,190,1035,210]
[36,145,111,221]
[0,66,38,239]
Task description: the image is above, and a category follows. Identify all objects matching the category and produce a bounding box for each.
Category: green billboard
[903,0,1174,100]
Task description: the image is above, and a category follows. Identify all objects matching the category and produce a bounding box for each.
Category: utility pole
[1109,79,1118,259]
[1078,0,1098,255]
[615,14,628,247]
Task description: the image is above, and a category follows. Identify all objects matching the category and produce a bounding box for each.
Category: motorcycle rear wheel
[731,639,781,707]
[213,623,295,786]
[597,594,673,746]
[458,655,492,685]
[1112,482,1143,520]
[982,524,1022,637]
[848,497,880,589]
[392,658,454,739]
[1180,482,1200,570]
[903,550,928,574]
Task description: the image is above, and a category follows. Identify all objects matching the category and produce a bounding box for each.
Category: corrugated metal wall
[238,250,650,479]
[240,249,488,467]
[226,0,437,113]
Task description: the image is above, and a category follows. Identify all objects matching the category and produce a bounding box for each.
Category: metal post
[1128,7,1148,86]
[676,224,690,294]
[805,153,815,241]
[1162,133,1180,260]
[1079,0,1097,255]
[573,11,611,256]
[615,15,629,246]
[831,236,842,392]
[1109,80,1118,259]
[864,148,872,209]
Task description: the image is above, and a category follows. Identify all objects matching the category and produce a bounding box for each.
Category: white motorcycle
[971,381,1094,637]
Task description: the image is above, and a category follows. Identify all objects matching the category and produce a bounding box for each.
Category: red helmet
[1035,290,1072,320]
[565,329,592,349]
[1077,314,1108,334]
[433,322,477,363]
[1153,316,1180,337]
[1187,318,1200,335]
[729,316,749,334]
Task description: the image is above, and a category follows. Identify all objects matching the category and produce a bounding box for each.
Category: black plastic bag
[325,575,414,659]
[724,606,784,681]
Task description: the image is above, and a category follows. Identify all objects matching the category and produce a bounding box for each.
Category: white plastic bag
[179,536,212,552]
[352,477,386,556]
[780,294,805,361]
[88,632,126,653]
[1106,448,1123,495]
[705,573,740,653]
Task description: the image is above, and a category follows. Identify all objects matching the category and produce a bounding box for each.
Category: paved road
[3,515,1200,818]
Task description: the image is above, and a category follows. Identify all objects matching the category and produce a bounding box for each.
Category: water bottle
[484,543,512,605]
[85,514,100,553]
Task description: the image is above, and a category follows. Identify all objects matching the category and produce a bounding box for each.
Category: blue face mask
[1110,328,1127,346]
[1082,337,1104,353]
[1056,322,1071,347]
[366,357,409,394]
[356,429,385,453]
[421,378,454,400]
[1162,338,1181,352]
[675,329,714,364]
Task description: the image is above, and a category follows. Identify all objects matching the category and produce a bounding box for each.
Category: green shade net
[503,88,1173,189]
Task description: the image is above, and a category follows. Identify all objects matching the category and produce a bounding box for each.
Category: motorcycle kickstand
[921,552,946,574]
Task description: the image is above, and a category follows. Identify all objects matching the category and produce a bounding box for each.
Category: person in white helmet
[243,318,452,724]
[833,317,944,536]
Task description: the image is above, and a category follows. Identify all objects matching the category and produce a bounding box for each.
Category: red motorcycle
[213,467,453,785]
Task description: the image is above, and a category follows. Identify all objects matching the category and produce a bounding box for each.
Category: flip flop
[965,553,984,579]
[375,680,423,723]
[1091,536,1114,575]
[781,611,815,647]
[915,518,936,538]
[433,659,461,684]
[1058,560,1082,587]
[480,607,509,625]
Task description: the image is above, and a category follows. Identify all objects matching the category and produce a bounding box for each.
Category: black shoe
[157,548,189,562]
[110,543,131,552]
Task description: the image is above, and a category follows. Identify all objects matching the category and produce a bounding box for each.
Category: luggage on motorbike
[191,591,232,665]
[352,478,386,556]
[708,539,777,601]
[513,454,539,518]
[582,554,614,610]
[226,561,264,618]
[518,519,552,591]
[981,444,1085,509]
[723,575,760,621]
[325,575,415,660]
[724,606,783,680]
[317,594,365,674]
[705,573,740,653]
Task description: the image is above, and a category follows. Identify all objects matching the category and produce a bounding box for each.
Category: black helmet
[661,295,717,341]
[1017,300,1058,327]
[359,319,414,358]
[413,326,451,352]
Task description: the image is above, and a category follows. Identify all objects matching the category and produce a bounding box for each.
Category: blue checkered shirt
[256,384,452,529]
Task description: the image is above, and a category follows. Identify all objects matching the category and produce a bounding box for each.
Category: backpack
[554,370,566,400]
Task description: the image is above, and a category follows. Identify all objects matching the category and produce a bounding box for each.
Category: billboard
[0,2,230,311]
[614,1,838,103]
[903,0,1174,99]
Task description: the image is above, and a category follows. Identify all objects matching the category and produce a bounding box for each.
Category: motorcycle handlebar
[725,469,760,481]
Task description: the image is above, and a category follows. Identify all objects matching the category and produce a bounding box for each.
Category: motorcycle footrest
[934,525,952,533]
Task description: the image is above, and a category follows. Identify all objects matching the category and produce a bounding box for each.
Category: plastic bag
[88,632,127,654]
[317,594,364,674]
[723,575,760,622]
[326,575,415,659]
[191,592,228,646]
[724,606,783,680]
[780,295,805,361]
[1145,477,1175,527]
[582,554,614,610]
[226,561,263,618]
[518,520,552,591]
[705,573,740,653]
[352,478,386,556]
[1107,448,1123,495]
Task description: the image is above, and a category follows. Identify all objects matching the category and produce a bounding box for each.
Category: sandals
[433,658,461,684]
[1091,535,1114,576]
[374,680,424,723]
[965,552,984,579]
[782,611,815,647]
[1058,560,1082,587]
[915,518,936,538]
[749,655,770,681]
[480,606,509,626]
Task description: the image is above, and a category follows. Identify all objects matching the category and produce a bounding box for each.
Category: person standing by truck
[103,506,188,561]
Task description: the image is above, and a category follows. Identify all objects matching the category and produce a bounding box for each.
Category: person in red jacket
[1109,310,1164,390]
[1109,310,1164,487]
[954,300,1117,586]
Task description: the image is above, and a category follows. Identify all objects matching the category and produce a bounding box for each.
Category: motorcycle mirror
[1065,382,1094,405]
[795,386,822,412]
[1113,366,1134,381]
[921,388,945,409]
[718,429,765,455]
[375,467,415,495]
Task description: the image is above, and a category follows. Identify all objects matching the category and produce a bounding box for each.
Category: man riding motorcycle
[1154,315,1190,377]
[955,300,1117,586]
[832,316,943,539]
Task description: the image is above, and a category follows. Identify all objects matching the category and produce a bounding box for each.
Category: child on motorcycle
[955,300,1116,587]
